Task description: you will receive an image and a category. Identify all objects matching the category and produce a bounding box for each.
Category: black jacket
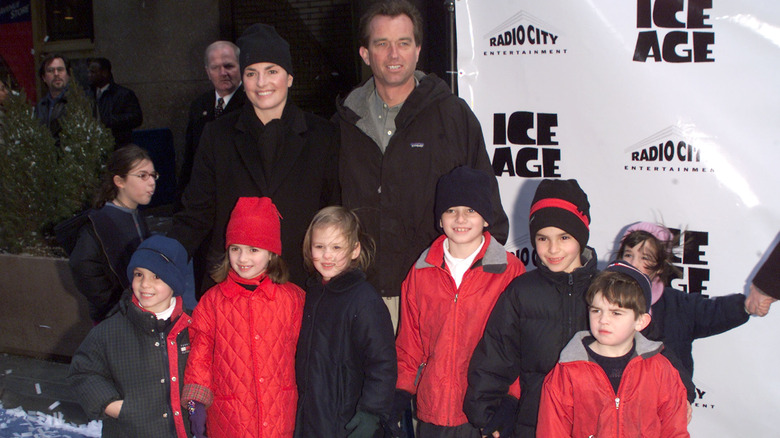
[179,85,247,199]
[69,294,193,437]
[463,248,598,438]
[68,205,150,321]
[294,269,396,437]
[92,82,143,148]
[334,72,508,297]
[169,102,340,290]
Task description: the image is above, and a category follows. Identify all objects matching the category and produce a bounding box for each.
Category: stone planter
[0,254,92,360]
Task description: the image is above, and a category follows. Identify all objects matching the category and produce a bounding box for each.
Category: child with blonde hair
[294,206,396,438]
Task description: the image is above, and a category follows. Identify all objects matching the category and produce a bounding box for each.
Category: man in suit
[88,57,143,148]
[179,41,246,199]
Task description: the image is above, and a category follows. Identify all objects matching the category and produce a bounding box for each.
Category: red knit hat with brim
[226,197,283,255]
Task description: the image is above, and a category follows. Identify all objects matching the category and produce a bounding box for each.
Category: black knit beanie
[435,166,494,231]
[528,179,590,249]
[237,23,293,75]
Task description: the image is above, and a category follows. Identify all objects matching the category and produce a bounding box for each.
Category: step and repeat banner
[456,1,779,436]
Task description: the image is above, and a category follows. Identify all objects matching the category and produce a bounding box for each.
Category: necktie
[215,97,225,118]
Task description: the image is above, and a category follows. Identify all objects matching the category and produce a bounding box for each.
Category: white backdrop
[455,1,780,436]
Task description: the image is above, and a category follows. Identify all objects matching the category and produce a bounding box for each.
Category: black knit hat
[604,260,653,313]
[528,179,590,249]
[435,166,493,231]
[127,235,189,297]
[237,23,293,75]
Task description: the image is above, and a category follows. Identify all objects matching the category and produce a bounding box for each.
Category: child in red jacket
[391,166,525,437]
[537,261,689,438]
[182,197,305,438]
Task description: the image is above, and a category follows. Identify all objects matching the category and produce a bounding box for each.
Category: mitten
[345,410,380,438]
[483,395,518,437]
[385,390,413,437]
[189,401,207,438]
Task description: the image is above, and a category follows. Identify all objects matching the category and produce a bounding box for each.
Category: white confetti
[34,383,41,394]
[47,401,60,411]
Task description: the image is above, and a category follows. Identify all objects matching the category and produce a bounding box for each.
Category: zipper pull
[615,397,620,409]
[414,362,427,386]
[454,294,458,303]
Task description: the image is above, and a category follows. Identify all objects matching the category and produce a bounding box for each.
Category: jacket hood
[559,330,664,364]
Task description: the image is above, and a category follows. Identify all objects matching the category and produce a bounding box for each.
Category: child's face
[132,267,174,314]
[535,226,582,273]
[114,159,156,209]
[439,206,487,257]
[229,244,271,280]
[589,291,649,357]
[621,241,659,280]
[311,225,359,282]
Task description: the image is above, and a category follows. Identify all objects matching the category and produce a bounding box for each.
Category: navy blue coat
[642,286,749,377]
[294,269,396,437]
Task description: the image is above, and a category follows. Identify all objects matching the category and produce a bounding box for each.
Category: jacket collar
[338,71,450,130]
[306,268,366,294]
[233,102,307,194]
[220,269,277,300]
[536,246,598,288]
[559,330,664,364]
[415,232,508,274]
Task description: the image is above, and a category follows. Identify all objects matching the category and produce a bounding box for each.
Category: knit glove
[386,390,413,437]
[189,401,207,438]
[482,395,518,437]
[345,410,380,438]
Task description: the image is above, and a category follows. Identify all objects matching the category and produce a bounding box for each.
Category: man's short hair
[203,41,240,66]
[38,53,71,78]
[585,270,649,317]
[359,0,423,48]
[90,57,112,73]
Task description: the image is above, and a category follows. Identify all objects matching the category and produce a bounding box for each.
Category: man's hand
[745,284,777,317]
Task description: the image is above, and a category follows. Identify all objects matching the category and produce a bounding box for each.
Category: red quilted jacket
[183,270,304,438]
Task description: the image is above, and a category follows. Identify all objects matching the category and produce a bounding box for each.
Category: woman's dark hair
[94,144,152,208]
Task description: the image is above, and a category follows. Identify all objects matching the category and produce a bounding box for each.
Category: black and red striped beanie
[529,179,590,249]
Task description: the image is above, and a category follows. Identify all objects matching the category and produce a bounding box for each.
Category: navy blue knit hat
[529,179,590,249]
[604,260,653,313]
[127,235,189,297]
[237,23,293,75]
[435,166,494,231]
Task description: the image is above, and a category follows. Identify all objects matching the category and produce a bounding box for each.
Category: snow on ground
[0,402,101,438]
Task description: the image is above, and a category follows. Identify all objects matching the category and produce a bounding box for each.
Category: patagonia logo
[410,142,424,148]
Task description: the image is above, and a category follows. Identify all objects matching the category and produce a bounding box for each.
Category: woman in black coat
[169,23,339,294]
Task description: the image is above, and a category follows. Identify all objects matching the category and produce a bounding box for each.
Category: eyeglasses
[128,172,160,181]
